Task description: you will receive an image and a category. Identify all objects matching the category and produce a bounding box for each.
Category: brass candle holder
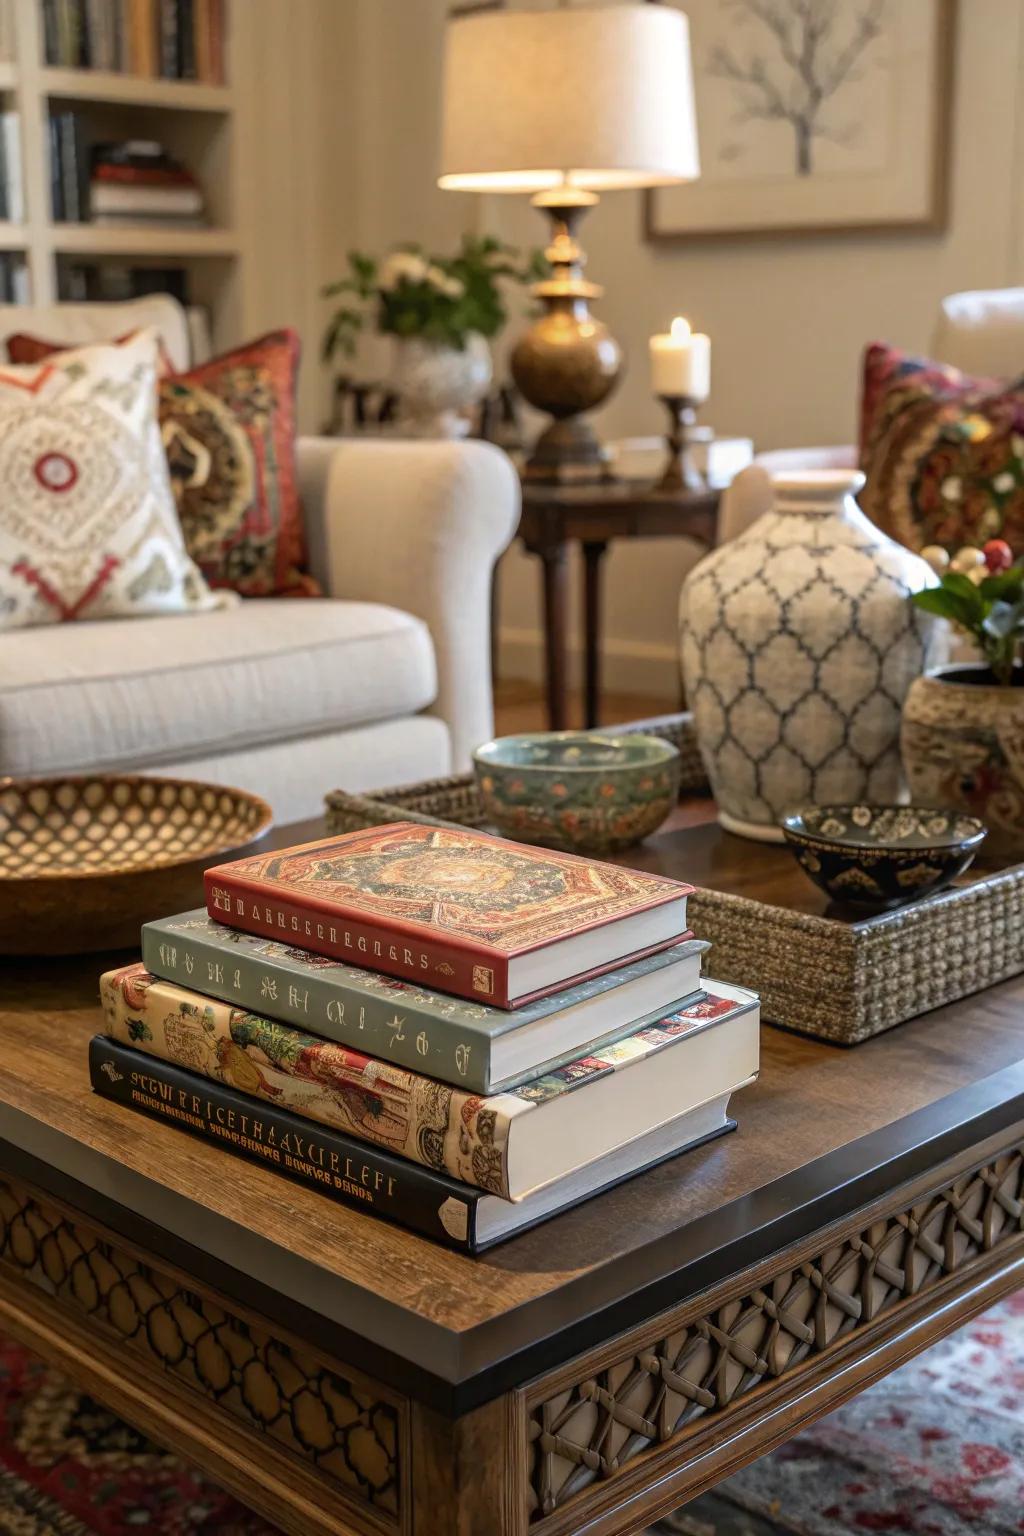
[655,394,706,493]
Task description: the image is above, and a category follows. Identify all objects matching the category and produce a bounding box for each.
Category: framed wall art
[646,0,955,241]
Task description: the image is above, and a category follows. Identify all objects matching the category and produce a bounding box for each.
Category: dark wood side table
[516,479,720,730]
[2,807,1024,1534]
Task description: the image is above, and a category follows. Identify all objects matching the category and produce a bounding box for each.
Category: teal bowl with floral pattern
[472,732,681,853]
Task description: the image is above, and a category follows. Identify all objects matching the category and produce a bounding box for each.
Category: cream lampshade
[438,2,700,483]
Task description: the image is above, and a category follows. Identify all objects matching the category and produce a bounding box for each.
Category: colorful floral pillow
[859,342,1024,553]
[0,332,227,631]
[7,328,318,597]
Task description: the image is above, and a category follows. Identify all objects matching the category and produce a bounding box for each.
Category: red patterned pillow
[859,341,1024,553]
[7,328,318,597]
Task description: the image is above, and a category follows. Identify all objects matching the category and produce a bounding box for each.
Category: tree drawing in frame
[707,0,887,177]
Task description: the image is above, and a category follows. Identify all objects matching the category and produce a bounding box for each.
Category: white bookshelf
[0,0,240,347]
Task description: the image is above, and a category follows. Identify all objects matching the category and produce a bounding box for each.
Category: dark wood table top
[3,803,1023,1415]
[518,476,720,545]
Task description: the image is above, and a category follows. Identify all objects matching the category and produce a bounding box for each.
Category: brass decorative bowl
[0,774,273,954]
[473,731,681,853]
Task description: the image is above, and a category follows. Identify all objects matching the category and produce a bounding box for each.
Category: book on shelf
[204,822,693,1009]
[99,962,760,1202]
[57,261,189,302]
[0,111,22,223]
[88,141,204,222]
[42,0,226,82]
[49,110,86,221]
[144,909,708,1094]
[90,1036,742,1252]
[0,253,28,303]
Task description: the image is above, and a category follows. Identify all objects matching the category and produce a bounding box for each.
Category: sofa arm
[299,437,520,770]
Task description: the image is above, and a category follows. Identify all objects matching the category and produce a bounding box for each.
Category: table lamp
[438,1,699,483]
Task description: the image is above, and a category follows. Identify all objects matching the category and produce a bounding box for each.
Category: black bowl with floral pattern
[780,805,987,912]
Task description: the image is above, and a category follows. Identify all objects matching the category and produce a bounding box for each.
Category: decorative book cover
[203,822,692,1007]
[89,1038,737,1254]
[100,962,745,1200]
[89,1037,489,1251]
[143,909,707,1094]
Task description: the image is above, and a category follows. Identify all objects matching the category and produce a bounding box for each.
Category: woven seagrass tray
[325,712,1024,1046]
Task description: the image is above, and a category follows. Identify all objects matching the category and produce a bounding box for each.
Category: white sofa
[718,288,1024,543]
[0,298,520,824]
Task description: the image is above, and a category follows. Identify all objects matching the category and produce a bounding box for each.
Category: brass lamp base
[511,189,622,485]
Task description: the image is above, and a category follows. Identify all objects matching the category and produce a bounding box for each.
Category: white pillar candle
[649,316,711,401]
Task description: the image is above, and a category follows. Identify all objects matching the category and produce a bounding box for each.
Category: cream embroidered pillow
[0,330,230,630]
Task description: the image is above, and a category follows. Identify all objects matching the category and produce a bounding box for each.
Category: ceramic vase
[679,469,940,841]
[901,665,1024,857]
[391,333,492,439]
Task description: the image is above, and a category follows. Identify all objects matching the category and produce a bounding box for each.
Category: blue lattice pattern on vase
[679,472,941,838]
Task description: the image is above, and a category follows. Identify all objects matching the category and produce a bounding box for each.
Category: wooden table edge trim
[0,1255,408,1536]
[4,1063,1024,1416]
[527,1241,1024,1536]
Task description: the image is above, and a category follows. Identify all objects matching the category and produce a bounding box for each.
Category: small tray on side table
[325,712,1024,1045]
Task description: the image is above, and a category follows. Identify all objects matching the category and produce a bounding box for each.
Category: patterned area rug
[651,1290,1024,1536]
[0,1293,1021,1534]
[0,1333,278,1535]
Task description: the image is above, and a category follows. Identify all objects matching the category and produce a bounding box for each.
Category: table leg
[582,540,608,730]
[538,541,570,731]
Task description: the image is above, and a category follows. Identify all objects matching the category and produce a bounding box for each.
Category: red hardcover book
[204,822,693,1008]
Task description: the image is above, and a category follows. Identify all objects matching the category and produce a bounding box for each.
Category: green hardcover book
[142,910,707,1094]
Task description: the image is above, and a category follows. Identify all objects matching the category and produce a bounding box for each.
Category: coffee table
[1,806,1023,1536]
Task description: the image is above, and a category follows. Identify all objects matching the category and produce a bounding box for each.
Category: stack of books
[42,0,227,83]
[93,823,760,1253]
[58,260,188,302]
[89,140,205,227]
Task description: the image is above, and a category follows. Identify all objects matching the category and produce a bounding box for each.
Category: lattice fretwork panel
[0,1180,401,1517]
[528,1149,1024,1519]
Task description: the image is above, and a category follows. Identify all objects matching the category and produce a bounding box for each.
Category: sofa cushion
[859,340,1024,553]
[0,332,224,631]
[9,327,318,599]
[0,600,438,776]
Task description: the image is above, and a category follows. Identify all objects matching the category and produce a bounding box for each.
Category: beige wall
[233,0,359,431]
[336,0,1024,696]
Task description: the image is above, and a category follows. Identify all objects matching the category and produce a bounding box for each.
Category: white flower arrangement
[323,235,545,362]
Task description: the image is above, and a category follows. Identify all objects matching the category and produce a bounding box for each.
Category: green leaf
[911,586,981,627]
[979,568,1024,602]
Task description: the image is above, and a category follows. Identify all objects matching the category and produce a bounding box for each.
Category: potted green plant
[902,538,1024,854]
[322,235,544,438]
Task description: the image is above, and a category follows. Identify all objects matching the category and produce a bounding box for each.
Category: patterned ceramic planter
[679,469,940,841]
[901,665,1024,857]
[391,333,492,439]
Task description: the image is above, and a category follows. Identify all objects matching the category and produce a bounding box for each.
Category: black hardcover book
[177,0,196,79]
[48,114,64,221]
[159,0,178,77]
[42,0,60,65]
[90,1036,493,1251]
[89,1038,737,1254]
[57,112,85,222]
